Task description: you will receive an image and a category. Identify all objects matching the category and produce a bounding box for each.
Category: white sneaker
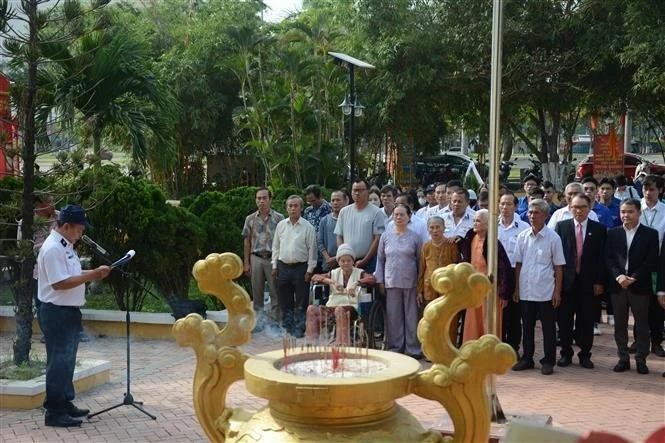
[593,324,602,336]
[607,315,615,326]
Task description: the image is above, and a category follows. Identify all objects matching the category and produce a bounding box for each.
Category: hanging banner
[592,127,623,178]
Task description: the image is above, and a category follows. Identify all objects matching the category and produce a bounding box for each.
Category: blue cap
[58,204,92,229]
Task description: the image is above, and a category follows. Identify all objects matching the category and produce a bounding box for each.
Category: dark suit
[555,218,606,359]
[654,236,665,348]
[605,224,659,362]
[658,236,665,295]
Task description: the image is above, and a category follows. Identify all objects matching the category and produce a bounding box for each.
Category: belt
[252,251,272,259]
[42,302,80,310]
[278,260,307,267]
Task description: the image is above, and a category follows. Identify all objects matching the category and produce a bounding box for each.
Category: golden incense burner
[173,253,516,442]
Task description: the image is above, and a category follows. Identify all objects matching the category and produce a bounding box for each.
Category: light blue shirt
[374,227,422,289]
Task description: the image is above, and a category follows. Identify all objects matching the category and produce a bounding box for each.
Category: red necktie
[576,223,583,274]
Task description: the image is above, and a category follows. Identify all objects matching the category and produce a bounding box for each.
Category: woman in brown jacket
[417,216,460,343]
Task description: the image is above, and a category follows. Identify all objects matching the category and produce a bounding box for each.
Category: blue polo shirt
[599,197,621,228]
[591,201,613,229]
[517,196,529,216]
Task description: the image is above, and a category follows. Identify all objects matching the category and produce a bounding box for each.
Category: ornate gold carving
[413,262,517,443]
[172,253,255,442]
[175,254,515,442]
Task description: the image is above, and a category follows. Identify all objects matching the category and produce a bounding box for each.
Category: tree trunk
[14,0,39,366]
[92,132,102,167]
[501,129,513,161]
[289,80,302,188]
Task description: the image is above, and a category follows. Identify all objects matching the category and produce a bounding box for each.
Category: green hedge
[1,171,337,313]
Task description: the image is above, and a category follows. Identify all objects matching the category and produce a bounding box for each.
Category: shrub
[81,174,205,310]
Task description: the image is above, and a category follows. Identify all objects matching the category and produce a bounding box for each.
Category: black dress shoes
[512,359,535,371]
[579,357,594,369]
[45,414,82,428]
[541,363,554,375]
[613,360,630,372]
[636,361,649,375]
[67,403,90,418]
[651,343,665,357]
[557,355,572,367]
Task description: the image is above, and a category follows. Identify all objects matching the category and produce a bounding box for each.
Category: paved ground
[1,320,664,443]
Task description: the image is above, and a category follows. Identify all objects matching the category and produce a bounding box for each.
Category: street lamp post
[329,52,375,182]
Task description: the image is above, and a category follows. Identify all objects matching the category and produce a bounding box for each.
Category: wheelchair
[309,282,386,349]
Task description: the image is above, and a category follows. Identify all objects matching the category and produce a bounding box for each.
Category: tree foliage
[79,167,205,310]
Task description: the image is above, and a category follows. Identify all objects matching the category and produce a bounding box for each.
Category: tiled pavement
[1,321,663,442]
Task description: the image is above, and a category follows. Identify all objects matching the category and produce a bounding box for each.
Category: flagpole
[486,0,506,423]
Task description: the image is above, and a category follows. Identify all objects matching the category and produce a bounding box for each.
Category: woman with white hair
[459,209,514,343]
[306,244,374,345]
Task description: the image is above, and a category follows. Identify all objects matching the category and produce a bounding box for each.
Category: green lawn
[36,150,132,171]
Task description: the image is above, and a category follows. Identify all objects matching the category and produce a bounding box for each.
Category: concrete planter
[0,306,228,339]
[0,359,111,410]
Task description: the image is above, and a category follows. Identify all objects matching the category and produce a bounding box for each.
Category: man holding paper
[37,204,111,427]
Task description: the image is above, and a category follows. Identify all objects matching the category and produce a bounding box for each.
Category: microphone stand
[85,241,156,421]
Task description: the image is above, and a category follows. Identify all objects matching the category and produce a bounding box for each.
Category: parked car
[416,153,475,186]
[575,153,665,180]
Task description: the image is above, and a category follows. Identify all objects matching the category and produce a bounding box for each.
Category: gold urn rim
[244,349,420,405]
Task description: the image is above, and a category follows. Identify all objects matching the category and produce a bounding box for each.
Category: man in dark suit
[657,235,665,377]
[555,194,606,369]
[605,199,659,375]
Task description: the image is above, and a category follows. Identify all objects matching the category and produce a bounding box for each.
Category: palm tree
[44,25,177,171]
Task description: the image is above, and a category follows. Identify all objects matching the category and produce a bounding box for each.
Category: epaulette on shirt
[60,239,67,247]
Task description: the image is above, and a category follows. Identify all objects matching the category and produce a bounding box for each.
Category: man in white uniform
[497,193,530,353]
[38,205,110,427]
[442,189,475,240]
[547,182,598,229]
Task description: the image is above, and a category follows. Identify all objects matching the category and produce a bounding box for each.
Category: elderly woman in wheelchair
[305,244,375,345]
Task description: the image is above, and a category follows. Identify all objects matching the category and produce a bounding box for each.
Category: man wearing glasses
[335,179,385,273]
[554,194,607,369]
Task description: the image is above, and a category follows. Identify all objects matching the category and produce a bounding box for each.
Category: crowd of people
[30,172,664,428]
[243,173,665,377]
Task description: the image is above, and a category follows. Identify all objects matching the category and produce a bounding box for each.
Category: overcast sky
[263,0,303,22]
[5,0,303,22]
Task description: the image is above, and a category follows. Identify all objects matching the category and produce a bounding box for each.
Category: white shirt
[37,230,85,306]
[386,217,430,244]
[272,217,318,273]
[614,186,639,201]
[640,199,665,245]
[624,224,639,273]
[498,213,531,267]
[442,207,475,239]
[382,206,394,224]
[547,205,598,229]
[425,204,450,220]
[514,226,566,302]
[415,205,434,220]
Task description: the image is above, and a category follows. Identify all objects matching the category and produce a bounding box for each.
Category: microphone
[81,235,109,257]
[111,250,136,268]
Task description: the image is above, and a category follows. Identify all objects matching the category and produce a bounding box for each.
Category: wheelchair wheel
[368,297,386,350]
